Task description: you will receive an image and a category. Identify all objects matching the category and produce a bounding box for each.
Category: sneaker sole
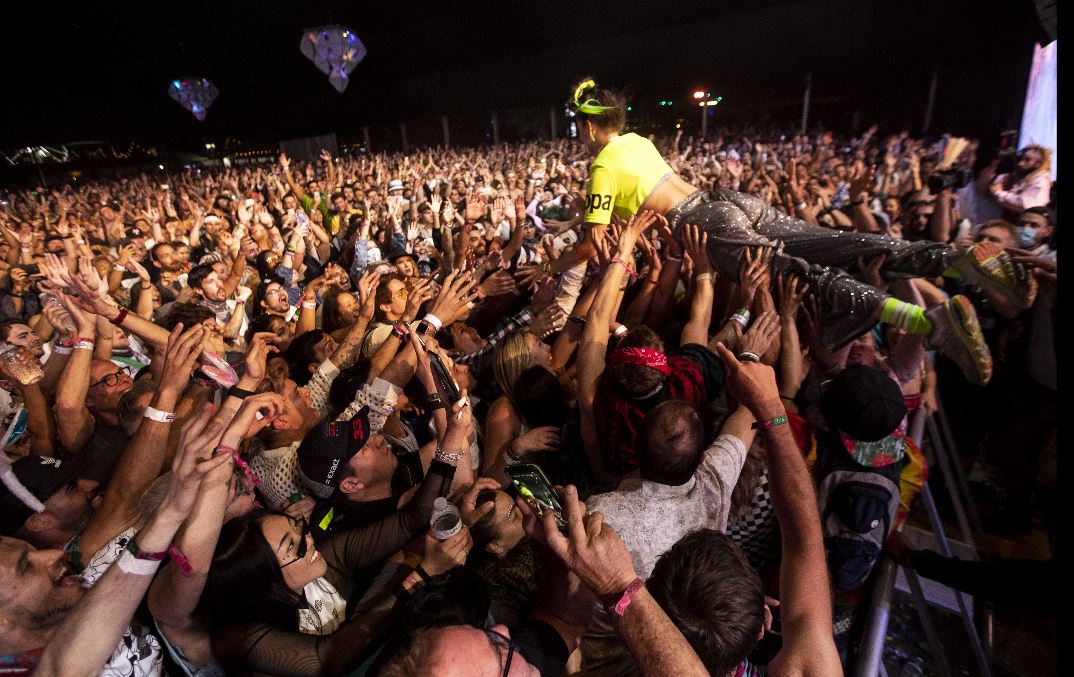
[940,295,992,385]
[962,242,1037,309]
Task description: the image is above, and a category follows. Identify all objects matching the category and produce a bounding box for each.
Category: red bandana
[609,347,671,375]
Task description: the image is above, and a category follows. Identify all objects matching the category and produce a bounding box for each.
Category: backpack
[816,431,901,591]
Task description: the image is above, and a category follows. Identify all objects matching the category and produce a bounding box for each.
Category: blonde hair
[492,331,538,398]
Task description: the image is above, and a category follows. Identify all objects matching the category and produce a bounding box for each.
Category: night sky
[1,0,1046,151]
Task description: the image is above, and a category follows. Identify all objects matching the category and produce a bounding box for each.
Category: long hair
[321,285,354,334]
[199,509,303,630]
[568,77,626,133]
[492,331,539,399]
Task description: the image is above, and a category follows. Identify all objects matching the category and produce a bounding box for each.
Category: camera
[926,168,972,195]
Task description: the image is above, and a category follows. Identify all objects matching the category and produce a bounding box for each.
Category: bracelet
[780,395,796,402]
[110,308,129,326]
[228,387,256,400]
[566,315,585,325]
[52,344,73,355]
[606,577,646,617]
[140,282,152,290]
[143,406,176,423]
[737,352,761,363]
[115,549,162,576]
[413,563,433,583]
[504,444,524,466]
[665,252,684,262]
[73,340,95,351]
[113,264,127,272]
[434,447,464,465]
[214,445,238,456]
[391,321,411,341]
[235,298,246,305]
[613,324,628,338]
[302,301,316,309]
[752,415,788,430]
[126,537,167,561]
[427,390,442,403]
[609,257,637,277]
[695,272,712,282]
[422,313,443,332]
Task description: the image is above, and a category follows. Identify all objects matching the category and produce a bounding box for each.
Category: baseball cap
[387,179,404,192]
[125,225,145,239]
[0,456,83,535]
[820,365,907,443]
[297,406,373,499]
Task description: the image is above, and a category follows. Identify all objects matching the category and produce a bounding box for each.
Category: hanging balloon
[300,26,367,93]
[168,78,219,121]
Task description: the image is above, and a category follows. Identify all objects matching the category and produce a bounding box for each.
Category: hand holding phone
[506,464,566,530]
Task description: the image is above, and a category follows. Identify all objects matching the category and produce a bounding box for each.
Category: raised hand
[476,270,517,299]
[735,309,781,359]
[515,484,637,598]
[776,272,809,320]
[680,223,710,275]
[421,525,473,576]
[158,405,231,519]
[159,323,207,395]
[711,341,782,416]
[428,269,480,326]
[737,246,772,311]
[403,277,436,321]
[459,477,501,527]
[242,332,281,385]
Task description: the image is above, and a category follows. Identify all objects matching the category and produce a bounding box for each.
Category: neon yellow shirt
[583,133,673,225]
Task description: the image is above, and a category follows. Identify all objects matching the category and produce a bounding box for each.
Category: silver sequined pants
[666,189,954,350]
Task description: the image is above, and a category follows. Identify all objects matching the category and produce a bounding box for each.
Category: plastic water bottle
[429,497,461,541]
[0,344,44,385]
[39,293,78,334]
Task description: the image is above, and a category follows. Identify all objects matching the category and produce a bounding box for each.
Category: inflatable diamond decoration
[168,78,218,122]
[300,25,367,93]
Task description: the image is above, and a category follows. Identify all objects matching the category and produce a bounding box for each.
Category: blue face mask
[1017,225,1037,248]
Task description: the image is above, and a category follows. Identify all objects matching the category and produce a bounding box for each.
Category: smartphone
[505,464,566,529]
[427,351,461,402]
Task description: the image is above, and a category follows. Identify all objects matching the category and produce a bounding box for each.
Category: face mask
[1017,225,1037,248]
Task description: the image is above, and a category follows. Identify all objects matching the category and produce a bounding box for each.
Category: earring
[588,125,596,143]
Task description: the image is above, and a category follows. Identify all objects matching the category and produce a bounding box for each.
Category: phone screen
[506,464,566,529]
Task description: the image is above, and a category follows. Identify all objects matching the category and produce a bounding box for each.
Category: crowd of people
[0,103,1056,676]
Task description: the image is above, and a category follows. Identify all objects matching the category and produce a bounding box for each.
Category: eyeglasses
[280,516,311,569]
[89,369,125,389]
[484,628,519,677]
[392,286,409,300]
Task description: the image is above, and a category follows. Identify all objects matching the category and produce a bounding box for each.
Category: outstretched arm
[711,343,842,677]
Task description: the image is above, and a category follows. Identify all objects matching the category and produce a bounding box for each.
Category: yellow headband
[572,79,615,115]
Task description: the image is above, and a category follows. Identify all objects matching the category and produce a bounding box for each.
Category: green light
[627,106,632,111]
[660,100,666,106]
[717,96,723,101]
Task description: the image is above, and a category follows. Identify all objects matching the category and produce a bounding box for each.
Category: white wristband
[422,313,443,332]
[143,406,176,423]
[613,324,628,338]
[73,341,95,351]
[695,272,712,282]
[52,344,73,355]
[115,550,162,576]
[113,264,126,272]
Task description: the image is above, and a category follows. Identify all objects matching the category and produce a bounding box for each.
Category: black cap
[297,407,372,499]
[125,225,145,239]
[820,365,907,442]
[386,247,416,263]
[0,456,82,535]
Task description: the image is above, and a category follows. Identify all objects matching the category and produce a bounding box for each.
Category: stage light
[693,90,705,99]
